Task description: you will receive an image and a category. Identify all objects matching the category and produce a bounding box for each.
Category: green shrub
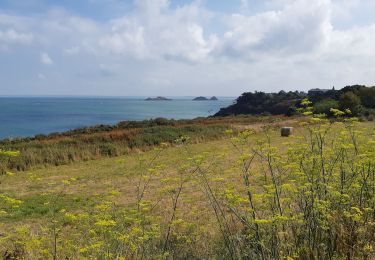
[313,99,339,115]
[339,91,362,115]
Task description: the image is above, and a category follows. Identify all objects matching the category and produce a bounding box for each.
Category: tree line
[214,85,375,118]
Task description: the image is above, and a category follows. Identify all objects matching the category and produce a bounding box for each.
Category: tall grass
[0,116,278,173]
[1,124,228,173]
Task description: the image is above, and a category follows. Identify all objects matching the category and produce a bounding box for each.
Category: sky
[0,0,375,96]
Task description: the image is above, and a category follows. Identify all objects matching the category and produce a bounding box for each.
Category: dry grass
[0,120,299,226]
[1,119,374,259]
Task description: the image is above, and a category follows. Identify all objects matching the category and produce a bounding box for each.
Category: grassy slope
[1,120,374,258]
[0,119,314,224]
[0,120,296,226]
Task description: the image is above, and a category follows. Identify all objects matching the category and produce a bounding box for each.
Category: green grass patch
[1,194,97,222]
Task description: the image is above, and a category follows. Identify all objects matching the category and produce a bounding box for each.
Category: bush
[98,144,118,156]
[339,91,361,115]
[313,99,339,115]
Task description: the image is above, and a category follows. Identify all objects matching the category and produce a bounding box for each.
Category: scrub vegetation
[0,116,281,173]
[215,85,375,118]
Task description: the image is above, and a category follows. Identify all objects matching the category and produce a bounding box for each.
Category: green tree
[313,99,339,115]
[339,91,361,115]
[358,87,375,108]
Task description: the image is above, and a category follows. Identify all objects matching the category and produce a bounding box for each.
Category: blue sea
[0,97,234,139]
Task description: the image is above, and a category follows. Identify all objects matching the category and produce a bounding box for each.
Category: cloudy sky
[0,0,374,96]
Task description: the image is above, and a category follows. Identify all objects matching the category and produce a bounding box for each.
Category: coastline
[0,97,235,140]
[0,116,214,142]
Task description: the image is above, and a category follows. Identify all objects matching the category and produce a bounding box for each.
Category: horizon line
[0,95,237,98]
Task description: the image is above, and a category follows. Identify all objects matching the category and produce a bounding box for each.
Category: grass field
[1,118,374,259]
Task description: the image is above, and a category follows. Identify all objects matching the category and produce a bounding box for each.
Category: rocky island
[145,96,172,101]
[193,96,218,101]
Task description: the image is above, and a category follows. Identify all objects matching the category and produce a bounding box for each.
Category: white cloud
[1,0,375,96]
[40,52,53,65]
[0,0,337,62]
[218,0,332,58]
[0,28,33,51]
[99,18,147,58]
[0,13,34,52]
[0,29,33,44]
[99,1,217,62]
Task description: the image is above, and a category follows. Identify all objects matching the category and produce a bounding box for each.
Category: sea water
[0,97,234,139]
